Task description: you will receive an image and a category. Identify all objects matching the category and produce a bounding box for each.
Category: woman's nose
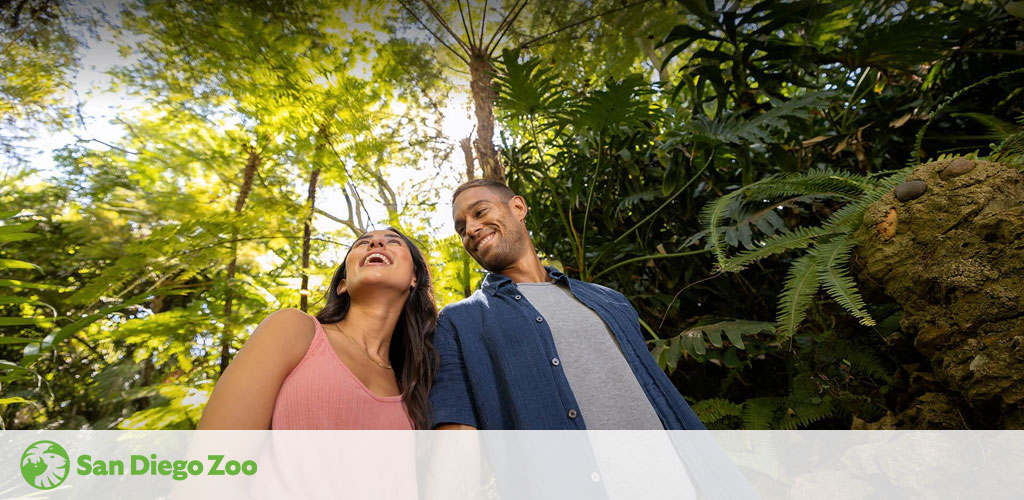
[368,238,385,248]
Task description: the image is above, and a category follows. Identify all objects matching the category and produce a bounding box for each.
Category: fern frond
[813,236,875,326]
[914,67,1024,161]
[67,255,147,305]
[742,397,782,429]
[692,398,743,425]
[746,91,838,135]
[699,185,752,268]
[721,226,837,272]
[993,128,1024,167]
[744,168,872,200]
[830,340,892,381]
[778,397,835,430]
[821,167,914,232]
[775,254,820,338]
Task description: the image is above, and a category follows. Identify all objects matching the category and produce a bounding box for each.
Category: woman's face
[339,230,417,299]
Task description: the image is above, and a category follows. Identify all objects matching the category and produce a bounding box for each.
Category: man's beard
[474,227,524,273]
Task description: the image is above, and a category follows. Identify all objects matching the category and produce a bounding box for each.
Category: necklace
[335,324,392,370]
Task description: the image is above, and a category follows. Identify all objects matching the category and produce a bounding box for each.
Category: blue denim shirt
[429,267,706,430]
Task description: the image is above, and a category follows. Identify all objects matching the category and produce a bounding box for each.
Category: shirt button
[568,409,577,419]
[514,295,522,300]
[591,472,600,483]
[551,358,560,366]
[536,316,543,323]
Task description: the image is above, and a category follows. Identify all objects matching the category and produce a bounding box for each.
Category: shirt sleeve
[429,312,480,429]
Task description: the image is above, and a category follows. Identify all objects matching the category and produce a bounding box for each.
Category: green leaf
[813,236,875,326]
[742,398,780,429]
[692,398,742,425]
[0,359,39,375]
[37,289,167,354]
[776,255,820,338]
[0,233,40,243]
[1007,1,1024,18]
[0,222,36,235]
[0,317,48,326]
[722,226,837,272]
[667,337,682,370]
[0,279,58,290]
[0,337,41,345]
[0,396,33,406]
[0,259,41,271]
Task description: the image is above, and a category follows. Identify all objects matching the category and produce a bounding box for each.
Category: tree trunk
[220,147,260,374]
[469,49,503,181]
[460,136,476,181]
[300,167,321,312]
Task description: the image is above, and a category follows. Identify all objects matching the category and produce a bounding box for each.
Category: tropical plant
[0,209,51,428]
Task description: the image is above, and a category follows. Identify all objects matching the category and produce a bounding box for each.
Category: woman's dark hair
[314,227,438,429]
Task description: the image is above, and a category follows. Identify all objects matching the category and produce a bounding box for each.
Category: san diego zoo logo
[21,440,70,490]
[19,439,258,490]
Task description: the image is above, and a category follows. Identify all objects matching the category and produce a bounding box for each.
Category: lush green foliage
[2,0,1023,430]
[499,0,1024,428]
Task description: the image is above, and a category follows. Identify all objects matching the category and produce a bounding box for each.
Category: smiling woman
[197,228,438,430]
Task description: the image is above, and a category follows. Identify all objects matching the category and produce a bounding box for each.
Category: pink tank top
[270,316,413,430]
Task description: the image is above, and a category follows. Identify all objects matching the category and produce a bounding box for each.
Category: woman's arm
[197,308,315,429]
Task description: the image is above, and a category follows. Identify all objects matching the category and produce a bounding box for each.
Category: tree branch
[455,0,476,50]
[478,0,489,49]
[315,207,365,236]
[484,0,526,54]
[420,0,473,53]
[514,0,657,51]
[396,0,470,64]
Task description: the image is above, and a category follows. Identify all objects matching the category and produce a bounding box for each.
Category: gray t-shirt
[517,282,664,430]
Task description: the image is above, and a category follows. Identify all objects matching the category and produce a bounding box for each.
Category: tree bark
[469,49,503,181]
[300,167,321,312]
[220,146,260,374]
[460,135,476,181]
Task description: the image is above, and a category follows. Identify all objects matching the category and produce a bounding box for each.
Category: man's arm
[429,310,481,429]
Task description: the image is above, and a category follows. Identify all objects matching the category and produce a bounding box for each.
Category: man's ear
[508,195,528,221]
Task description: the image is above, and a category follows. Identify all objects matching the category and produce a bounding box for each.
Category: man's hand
[436,424,477,430]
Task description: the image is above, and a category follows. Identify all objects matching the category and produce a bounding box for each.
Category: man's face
[453,186,528,272]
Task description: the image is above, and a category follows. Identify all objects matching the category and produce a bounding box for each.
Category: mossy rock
[854,158,1024,424]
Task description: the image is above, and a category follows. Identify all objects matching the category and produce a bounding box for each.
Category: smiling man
[429,179,705,431]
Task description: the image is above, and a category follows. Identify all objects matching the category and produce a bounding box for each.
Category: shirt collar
[481,266,568,295]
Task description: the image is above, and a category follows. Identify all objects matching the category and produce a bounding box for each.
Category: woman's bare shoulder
[243,308,318,362]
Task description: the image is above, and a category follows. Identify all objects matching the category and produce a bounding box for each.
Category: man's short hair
[451,179,517,204]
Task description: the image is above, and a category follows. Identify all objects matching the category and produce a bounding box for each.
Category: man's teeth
[478,233,494,250]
